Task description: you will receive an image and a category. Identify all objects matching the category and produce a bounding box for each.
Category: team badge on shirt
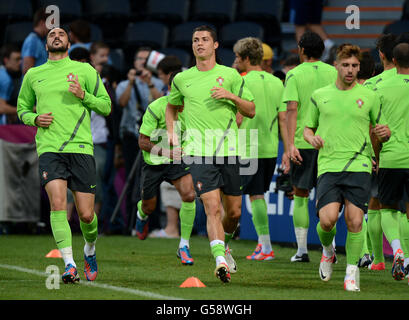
[66,73,75,81]
[216,76,224,86]
[356,98,364,108]
[42,171,48,180]
[197,181,203,191]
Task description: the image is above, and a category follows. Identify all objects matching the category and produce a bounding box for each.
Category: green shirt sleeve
[168,74,184,106]
[82,64,111,116]
[282,72,299,103]
[305,93,319,129]
[17,69,39,126]
[276,81,286,112]
[232,71,254,101]
[139,105,159,137]
[374,91,387,125]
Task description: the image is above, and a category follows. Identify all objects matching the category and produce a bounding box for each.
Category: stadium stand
[190,0,237,27]
[219,21,264,48]
[169,21,216,50]
[160,47,192,68]
[145,0,190,26]
[36,0,82,24]
[3,22,33,47]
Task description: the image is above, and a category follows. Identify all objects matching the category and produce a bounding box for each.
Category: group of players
[16,24,409,292]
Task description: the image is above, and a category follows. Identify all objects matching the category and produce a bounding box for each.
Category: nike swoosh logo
[90,185,96,189]
[38,79,46,82]
[320,270,326,280]
[56,240,64,244]
[186,84,192,87]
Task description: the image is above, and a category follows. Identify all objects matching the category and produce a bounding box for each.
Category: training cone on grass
[45,249,62,258]
[179,277,206,288]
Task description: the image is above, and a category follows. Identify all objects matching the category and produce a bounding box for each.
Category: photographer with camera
[115,47,164,232]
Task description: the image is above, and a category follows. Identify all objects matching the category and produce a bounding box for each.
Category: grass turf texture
[0,234,407,300]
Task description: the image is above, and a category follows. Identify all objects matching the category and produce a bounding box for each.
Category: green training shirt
[363,67,397,90]
[168,63,254,157]
[305,83,381,177]
[17,56,111,157]
[374,74,409,169]
[282,61,337,149]
[240,70,286,159]
[139,95,185,165]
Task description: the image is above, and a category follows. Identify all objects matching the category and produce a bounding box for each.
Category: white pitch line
[0,264,183,300]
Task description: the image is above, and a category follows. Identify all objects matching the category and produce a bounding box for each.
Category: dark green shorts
[241,158,277,196]
[316,171,371,214]
[39,152,96,194]
[186,156,242,196]
[140,159,190,200]
[378,168,409,206]
[290,148,318,190]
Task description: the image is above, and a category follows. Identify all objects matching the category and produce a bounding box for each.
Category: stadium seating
[125,21,169,50]
[217,47,236,67]
[160,47,192,68]
[220,22,264,48]
[145,0,190,26]
[89,23,103,42]
[36,0,82,24]
[383,20,409,35]
[190,0,237,27]
[0,0,33,23]
[3,22,33,47]
[169,21,216,50]
[84,0,131,45]
[109,48,127,75]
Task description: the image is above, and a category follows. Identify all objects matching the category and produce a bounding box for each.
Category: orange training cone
[45,249,62,258]
[179,276,206,288]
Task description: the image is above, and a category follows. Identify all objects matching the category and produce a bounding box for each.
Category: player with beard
[17,27,111,283]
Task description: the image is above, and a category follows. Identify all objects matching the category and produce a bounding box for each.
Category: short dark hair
[157,56,182,75]
[283,54,300,67]
[69,20,91,43]
[192,25,218,42]
[169,70,182,86]
[375,33,397,62]
[393,42,409,68]
[69,47,90,63]
[33,8,49,27]
[298,31,325,59]
[0,43,20,65]
[134,46,152,60]
[357,51,375,80]
[90,41,109,55]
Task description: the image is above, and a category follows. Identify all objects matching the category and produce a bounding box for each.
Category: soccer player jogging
[17,28,111,283]
[166,25,255,283]
[362,33,398,271]
[303,44,390,292]
[282,31,337,263]
[373,42,409,282]
[135,71,197,266]
[233,37,290,261]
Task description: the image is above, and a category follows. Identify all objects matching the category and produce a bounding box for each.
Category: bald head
[393,43,409,68]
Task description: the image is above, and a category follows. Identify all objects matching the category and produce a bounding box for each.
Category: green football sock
[251,198,269,235]
[80,213,98,243]
[380,208,400,244]
[293,196,309,229]
[50,210,72,249]
[360,217,369,256]
[137,200,148,219]
[179,201,196,241]
[399,214,409,259]
[210,241,225,259]
[346,229,365,265]
[316,222,336,247]
[367,209,384,264]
